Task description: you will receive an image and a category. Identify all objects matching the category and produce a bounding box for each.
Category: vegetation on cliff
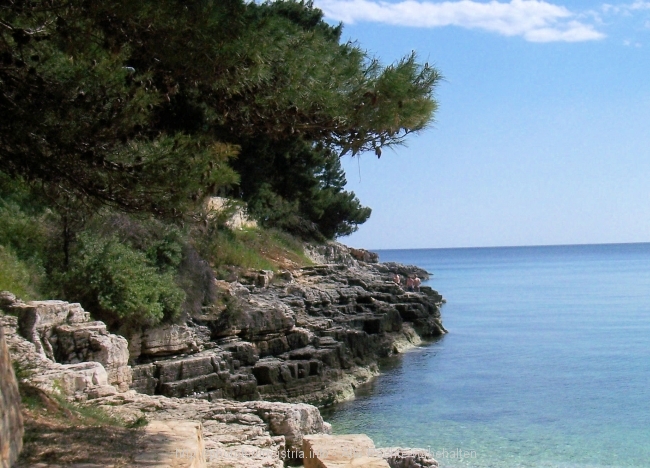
[0,0,440,329]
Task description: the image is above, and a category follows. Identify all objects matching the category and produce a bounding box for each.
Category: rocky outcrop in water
[0,242,445,467]
[0,243,445,407]
[124,243,446,406]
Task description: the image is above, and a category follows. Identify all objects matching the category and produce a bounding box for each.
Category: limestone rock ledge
[1,312,120,399]
[1,292,131,392]
[303,434,438,468]
[134,243,448,407]
[86,391,331,468]
[0,243,446,467]
[1,242,446,408]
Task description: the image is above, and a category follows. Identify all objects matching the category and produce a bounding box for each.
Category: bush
[0,246,40,300]
[60,233,185,329]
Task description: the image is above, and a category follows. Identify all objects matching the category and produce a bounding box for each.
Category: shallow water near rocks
[322,243,650,467]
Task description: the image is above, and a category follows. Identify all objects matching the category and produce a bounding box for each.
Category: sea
[321,243,650,468]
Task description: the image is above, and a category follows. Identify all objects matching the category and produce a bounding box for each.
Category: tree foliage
[236,138,371,239]
[0,0,441,327]
[1,0,439,230]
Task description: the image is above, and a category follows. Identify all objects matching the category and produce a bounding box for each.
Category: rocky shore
[1,242,445,467]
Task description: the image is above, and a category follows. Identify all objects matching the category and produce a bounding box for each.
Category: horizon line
[364,240,650,251]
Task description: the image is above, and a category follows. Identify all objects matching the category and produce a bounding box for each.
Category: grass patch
[12,361,134,429]
[18,382,128,427]
[207,226,312,278]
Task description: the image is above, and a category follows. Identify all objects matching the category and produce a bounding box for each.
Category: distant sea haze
[324,243,650,468]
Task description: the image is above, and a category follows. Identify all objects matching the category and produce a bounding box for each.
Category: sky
[312,0,650,249]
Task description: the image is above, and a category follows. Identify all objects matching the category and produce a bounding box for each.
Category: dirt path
[16,387,141,467]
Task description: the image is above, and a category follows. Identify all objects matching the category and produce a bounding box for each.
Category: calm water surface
[322,244,650,467]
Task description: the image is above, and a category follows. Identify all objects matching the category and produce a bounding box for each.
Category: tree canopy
[1,0,440,238]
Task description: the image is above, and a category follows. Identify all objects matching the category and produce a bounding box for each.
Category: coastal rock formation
[85,390,330,467]
[383,451,439,468]
[119,245,446,406]
[303,434,390,468]
[0,243,445,407]
[0,243,445,467]
[1,324,23,468]
[2,311,329,467]
[1,312,118,398]
[0,293,132,391]
[349,248,379,264]
[132,324,202,360]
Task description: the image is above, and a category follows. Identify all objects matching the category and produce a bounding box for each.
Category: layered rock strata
[0,292,132,392]
[126,244,446,406]
[1,307,331,468]
[0,312,120,399]
[1,242,446,468]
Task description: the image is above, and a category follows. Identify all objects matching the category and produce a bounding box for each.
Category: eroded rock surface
[0,242,445,468]
[1,243,445,408]
[0,313,119,399]
[1,324,23,468]
[1,293,131,391]
[162,244,447,405]
[86,391,330,468]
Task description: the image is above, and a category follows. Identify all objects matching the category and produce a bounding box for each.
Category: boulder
[53,322,132,390]
[221,341,259,366]
[379,448,439,468]
[7,299,89,358]
[304,242,358,267]
[251,401,332,453]
[256,270,275,289]
[349,248,379,263]
[303,434,389,468]
[213,297,295,340]
[139,324,199,358]
[1,296,133,392]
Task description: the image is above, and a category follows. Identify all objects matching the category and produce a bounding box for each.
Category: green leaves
[235,138,370,240]
[1,0,441,303]
[60,232,185,329]
[0,0,239,219]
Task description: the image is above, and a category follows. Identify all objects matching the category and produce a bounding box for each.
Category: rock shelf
[1,242,444,467]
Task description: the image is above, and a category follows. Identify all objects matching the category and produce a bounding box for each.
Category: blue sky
[313,0,650,248]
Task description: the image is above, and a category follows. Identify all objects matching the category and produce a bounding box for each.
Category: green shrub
[0,175,53,264]
[90,214,185,273]
[0,246,40,300]
[60,233,185,329]
[89,214,214,317]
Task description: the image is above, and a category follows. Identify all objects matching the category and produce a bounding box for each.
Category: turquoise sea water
[321,243,650,468]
